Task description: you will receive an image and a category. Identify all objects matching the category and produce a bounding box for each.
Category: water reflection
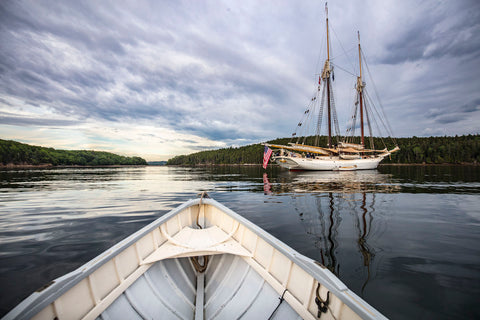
[312,193,340,275]
[264,170,400,194]
[1,166,479,319]
[356,193,374,293]
[292,191,378,291]
[262,170,394,292]
[0,167,146,191]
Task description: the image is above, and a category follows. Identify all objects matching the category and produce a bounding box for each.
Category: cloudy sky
[1,0,479,160]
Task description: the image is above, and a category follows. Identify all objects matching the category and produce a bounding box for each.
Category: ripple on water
[0,165,479,319]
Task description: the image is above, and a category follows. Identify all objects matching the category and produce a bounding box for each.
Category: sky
[1,0,479,161]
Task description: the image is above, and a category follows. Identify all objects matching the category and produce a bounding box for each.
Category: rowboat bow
[4,195,386,320]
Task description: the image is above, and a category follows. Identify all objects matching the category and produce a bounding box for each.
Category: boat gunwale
[3,199,196,320]
[4,197,386,320]
[207,199,386,319]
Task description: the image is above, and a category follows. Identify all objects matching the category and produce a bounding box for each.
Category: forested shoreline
[167,135,480,166]
[2,135,478,168]
[0,139,147,167]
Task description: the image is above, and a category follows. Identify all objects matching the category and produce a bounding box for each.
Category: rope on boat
[196,191,209,228]
[267,289,288,320]
[191,255,209,273]
[191,192,210,273]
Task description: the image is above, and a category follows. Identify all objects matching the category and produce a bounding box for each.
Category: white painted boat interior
[97,255,301,320]
[4,198,386,320]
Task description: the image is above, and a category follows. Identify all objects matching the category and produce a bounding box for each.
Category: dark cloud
[434,114,467,125]
[181,123,256,142]
[0,1,132,54]
[381,24,434,64]
[380,1,480,64]
[427,97,480,125]
[459,98,480,113]
[0,115,79,127]
[0,0,479,155]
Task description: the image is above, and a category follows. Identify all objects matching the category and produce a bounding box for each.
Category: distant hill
[167,135,480,165]
[0,139,147,166]
[148,161,167,166]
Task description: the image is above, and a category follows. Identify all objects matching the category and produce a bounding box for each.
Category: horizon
[1,1,479,161]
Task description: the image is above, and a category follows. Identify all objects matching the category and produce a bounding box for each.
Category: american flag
[262,146,273,169]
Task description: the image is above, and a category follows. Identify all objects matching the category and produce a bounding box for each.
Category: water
[0,165,479,319]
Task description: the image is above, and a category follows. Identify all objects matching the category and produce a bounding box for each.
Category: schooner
[266,4,399,171]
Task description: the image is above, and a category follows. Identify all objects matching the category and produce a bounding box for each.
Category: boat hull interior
[4,198,386,320]
[98,254,301,320]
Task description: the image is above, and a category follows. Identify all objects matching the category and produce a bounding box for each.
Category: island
[0,139,147,167]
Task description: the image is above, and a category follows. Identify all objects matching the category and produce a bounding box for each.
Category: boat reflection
[266,170,400,194]
[263,170,394,293]
[309,193,340,275]
[356,192,375,293]
[297,191,379,292]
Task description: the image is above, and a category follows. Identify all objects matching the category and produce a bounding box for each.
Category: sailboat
[266,4,399,171]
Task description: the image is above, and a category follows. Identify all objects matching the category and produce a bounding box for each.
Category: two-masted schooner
[266,4,399,171]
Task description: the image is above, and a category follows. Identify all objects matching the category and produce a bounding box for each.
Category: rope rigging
[291,80,323,144]
[329,83,342,143]
[361,49,397,146]
[282,7,398,159]
[330,22,358,76]
[314,80,327,146]
[330,62,357,77]
[364,101,375,149]
[345,93,359,143]
[365,91,389,149]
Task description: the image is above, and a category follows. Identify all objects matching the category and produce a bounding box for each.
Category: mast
[323,3,332,148]
[357,31,365,146]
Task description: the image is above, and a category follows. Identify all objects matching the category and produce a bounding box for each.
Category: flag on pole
[263,146,273,169]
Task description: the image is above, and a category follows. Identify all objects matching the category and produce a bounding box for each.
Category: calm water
[0,165,479,319]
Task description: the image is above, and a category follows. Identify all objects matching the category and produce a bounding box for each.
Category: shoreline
[379,162,479,166]
[0,164,148,169]
[165,162,479,167]
[1,163,478,169]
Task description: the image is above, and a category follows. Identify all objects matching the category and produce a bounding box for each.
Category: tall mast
[357,31,365,146]
[323,2,332,148]
[326,4,330,61]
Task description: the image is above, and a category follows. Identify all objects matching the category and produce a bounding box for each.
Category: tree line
[167,134,480,165]
[0,139,147,166]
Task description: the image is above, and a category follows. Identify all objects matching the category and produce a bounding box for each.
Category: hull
[275,155,384,171]
[4,197,386,320]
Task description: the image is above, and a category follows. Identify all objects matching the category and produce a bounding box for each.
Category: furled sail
[263,4,399,171]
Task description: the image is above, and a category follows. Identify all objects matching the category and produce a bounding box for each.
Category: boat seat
[142,225,252,264]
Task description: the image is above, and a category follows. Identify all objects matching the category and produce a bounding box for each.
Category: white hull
[275,155,385,171]
[4,196,386,320]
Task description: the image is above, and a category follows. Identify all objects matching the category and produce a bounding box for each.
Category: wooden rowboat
[4,195,386,320]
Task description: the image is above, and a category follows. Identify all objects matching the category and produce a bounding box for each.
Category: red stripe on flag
[263,146,273,169]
